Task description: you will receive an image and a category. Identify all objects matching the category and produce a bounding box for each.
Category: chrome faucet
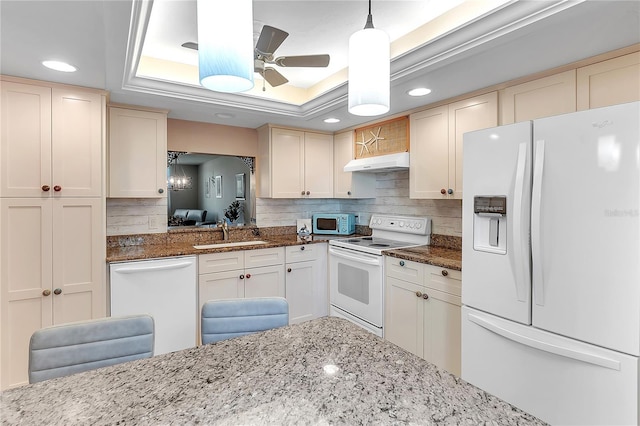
[220,221,229,240]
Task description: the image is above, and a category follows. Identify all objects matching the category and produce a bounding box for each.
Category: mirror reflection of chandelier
[167,151,193,191]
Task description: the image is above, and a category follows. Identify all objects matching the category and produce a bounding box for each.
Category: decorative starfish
[369,127,385,151]
[356,131,373,156]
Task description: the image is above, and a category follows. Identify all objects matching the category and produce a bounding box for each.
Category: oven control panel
[369,215,431,235]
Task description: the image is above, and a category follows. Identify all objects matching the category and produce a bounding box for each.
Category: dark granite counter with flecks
[1,317,545,425]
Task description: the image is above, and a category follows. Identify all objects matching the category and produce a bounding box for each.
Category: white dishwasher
[110,256,197,355]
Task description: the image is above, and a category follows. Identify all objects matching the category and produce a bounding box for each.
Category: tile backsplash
[106,170,461,237]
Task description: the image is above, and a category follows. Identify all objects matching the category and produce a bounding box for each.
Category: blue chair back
[201,297,289,344]
[29,315,154,383]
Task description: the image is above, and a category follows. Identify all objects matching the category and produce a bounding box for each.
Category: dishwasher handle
[113,261,194,274]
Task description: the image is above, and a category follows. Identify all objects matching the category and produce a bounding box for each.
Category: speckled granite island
[1,318,544,425]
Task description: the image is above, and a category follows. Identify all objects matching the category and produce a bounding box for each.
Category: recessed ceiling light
[323,118,340,124]
[42,60,77,72]
[407,87,431,97]
[215,113,234,119]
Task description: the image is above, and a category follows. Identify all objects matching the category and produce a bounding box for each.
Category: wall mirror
[167,152,254,228]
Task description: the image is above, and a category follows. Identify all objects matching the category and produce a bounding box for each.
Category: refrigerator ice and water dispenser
[473,196,507,254]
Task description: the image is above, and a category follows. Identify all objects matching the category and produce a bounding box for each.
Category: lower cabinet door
[422,287,461,376]
[384,276,424,357]
[243,265,285,298]
[286,261,316,324]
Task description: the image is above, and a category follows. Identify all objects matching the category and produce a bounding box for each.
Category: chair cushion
[173,209,189,219]
[186,209,207,222]
[29,315,154,384]
[201,298,289,344]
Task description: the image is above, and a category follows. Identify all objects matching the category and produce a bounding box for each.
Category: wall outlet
[148,216,159,229]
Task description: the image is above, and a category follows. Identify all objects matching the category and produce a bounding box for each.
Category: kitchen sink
[193,241,268,249]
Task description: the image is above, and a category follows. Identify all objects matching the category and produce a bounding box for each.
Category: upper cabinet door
[303,132,333,198]
[0,82,52,198]
[409,105,449,199]
[108,106,167,198]
[500,70,577,125]
[448,91,498,199]
[270,128,305,198]
[52,88,104,197]
[577,52,640,111]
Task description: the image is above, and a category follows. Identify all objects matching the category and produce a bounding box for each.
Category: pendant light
[196,0,255,93]
[348,0,390,116]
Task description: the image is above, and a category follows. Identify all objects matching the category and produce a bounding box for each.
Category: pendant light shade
[348,1,390,116]
[196,0,255,93]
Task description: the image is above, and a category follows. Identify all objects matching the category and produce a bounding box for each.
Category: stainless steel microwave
[312,213,356,235]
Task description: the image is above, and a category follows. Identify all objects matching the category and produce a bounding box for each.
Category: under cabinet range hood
[344,152,409,173]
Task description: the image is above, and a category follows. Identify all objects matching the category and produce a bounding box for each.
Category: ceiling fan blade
[255,25,289,55]
[262,67,288,87]
[275,54,330,68]
[182,41,198,50]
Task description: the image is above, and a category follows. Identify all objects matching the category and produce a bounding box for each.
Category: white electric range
[328,214,432,336]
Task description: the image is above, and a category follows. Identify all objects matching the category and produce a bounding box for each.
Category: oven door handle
[329,246,382,266]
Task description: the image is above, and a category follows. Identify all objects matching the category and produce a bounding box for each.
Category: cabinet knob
[53,288,62,295]
[41,185,50,192]
[347,191,352,196]
[287,268,292,273]
[415,291,422,298]
[440,188,446,195]
[422,293,429,300]
[53,185,62,192]
[239,274,245,279]
[306,191,310,195]
[447,188,453,195]
[300,246,305,251]
[399,260,405,267]
[42,289,51,296]
[301,191,305,195]
[245,273,251,279]
[158,188,164,194]
[441,270,448,277]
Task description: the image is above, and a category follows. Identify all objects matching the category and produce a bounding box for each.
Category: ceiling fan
[182,25,330,89]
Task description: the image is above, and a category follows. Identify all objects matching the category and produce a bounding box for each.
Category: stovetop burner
[328,214,432,255]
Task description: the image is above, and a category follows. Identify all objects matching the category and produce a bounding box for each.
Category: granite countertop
[106,234,337,263]
[0,317,544,425]
[384,245,462,271]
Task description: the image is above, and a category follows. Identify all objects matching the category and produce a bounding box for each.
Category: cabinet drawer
[198,251,244,274]
[385,257,424,285]
[285,244,321,263]
[244,247,284,269]
[425,264,461,296]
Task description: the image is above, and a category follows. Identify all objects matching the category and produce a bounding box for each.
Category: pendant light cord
[364,0,374,29]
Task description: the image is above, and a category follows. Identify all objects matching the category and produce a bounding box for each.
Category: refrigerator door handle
[531,139,545,306]
[512,142,528,302]
[468,313,621,371]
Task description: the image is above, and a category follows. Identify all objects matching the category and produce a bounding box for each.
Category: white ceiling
[1,1,639,132]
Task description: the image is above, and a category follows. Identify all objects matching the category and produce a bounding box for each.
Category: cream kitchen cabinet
[108,105,168,198]
[0,79,105,198]
[500,70,577,125]
[0,197,105,389]
[384,256,462,376]
[577,52,640,110]
[257,126,333,198]
[285,243,328,324]
[198,247,285,309]
[409,92,497,200]
[333,131,376,199]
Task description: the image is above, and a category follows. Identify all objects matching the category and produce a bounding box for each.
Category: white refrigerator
[461,101,639,425]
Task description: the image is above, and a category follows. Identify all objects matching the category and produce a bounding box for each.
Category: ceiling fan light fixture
[196,0,254,93]
[348,0,390,117]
